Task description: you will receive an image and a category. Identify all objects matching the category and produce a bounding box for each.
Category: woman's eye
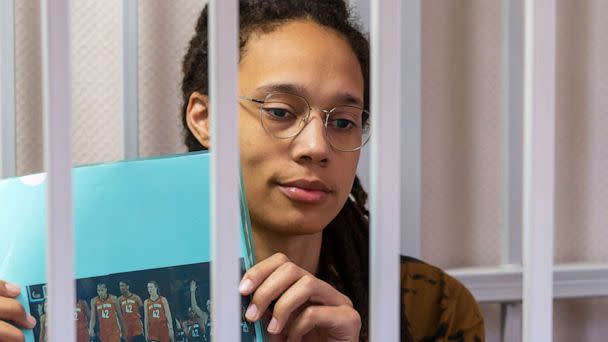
[330,117,357,130]
[264,108,294,120]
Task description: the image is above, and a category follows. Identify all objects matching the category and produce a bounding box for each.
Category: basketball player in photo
[74,297,90,342]
[89,283,126,342]
[183,308,205,342]
[173,318,187,342]
[118,280,145,342]
[144,281,174,342]
[187,281,208,342]
[37,301,47,342]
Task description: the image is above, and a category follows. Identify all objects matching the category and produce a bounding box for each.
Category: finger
[286,305,361,342]
[0,281,21,298]
[267,332,285,342]
[245,261,307,321]
[0,297,36,329]
[240,253,291,296]
[0,320,25,342]
[266,275,352,334]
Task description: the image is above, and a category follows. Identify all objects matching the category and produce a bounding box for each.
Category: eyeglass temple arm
[238,96,265,104]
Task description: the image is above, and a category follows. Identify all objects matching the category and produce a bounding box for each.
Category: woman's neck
[252,227,323,275]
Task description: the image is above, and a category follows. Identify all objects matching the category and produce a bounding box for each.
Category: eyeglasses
[239,92,370,152]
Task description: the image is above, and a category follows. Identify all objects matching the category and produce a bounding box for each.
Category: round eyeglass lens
[326,106,370,151]
[260,93,309,139]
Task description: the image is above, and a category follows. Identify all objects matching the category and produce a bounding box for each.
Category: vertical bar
[209,0,239,341]
[352,0,370,197]
[41,0,75,341]
[400,0,422,258]
[502,0,524,267]
[370,0,402,341]
[348,0,370,32]
[502,303,523,342]
[501,0,524,340]
[0,0,16,178]
[122,0,139,159]
[522,0,555,341]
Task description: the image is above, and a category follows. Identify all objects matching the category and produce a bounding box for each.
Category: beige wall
[11,0,607,340]
[421,0,504,268]
[14,0,199,175]
[419,0,608,340]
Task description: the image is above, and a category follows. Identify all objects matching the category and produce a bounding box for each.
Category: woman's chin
[254,216,329,237]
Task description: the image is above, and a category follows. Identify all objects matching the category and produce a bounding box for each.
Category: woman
[37,301,47,342]
[0,1,484,341]
[74,297,90,342]
[143,281,174,342]
[187,281,208,342]
[89,283,126,342]
[118,280,145,342]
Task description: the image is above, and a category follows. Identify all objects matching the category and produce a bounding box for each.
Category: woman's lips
[279,185,329,203]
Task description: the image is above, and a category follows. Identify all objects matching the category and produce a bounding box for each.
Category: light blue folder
[0,152,263,341]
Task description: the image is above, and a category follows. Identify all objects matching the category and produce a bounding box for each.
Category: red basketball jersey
[146,296,170,342]
[95,296,120,341]
[119,294,144,338]
[74,300,89,342]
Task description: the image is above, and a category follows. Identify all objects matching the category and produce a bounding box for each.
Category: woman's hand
[239,253,361,342]
[0,280,37,341]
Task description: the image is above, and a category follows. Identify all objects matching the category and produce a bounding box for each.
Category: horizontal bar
[449,266,523,302]
[448,263,608,303]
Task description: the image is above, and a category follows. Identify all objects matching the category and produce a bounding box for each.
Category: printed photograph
[26,262,257,342]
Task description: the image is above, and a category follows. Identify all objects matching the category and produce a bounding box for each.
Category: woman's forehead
[239,20,364,102]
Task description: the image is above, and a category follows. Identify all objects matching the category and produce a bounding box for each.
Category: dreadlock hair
[180,1,411,341]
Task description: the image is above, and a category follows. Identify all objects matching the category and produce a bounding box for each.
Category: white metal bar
[449,266,524,302]
[449,263,608,302]
[370,0,402,341]
[348,0,370,32]
[208,0,240,341]
[352,0,370,194]
[501,1,525,339]
[501,303,522,342]
[400,0,421,258]
[522,0,556,340]
[0,0,16,179]
[501,0,524,266]
[552,264,608,299]
[41,0,75,341]
[122,0,139,159]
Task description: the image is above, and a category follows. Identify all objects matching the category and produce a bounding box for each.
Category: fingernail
[5,282,20,295]
[245,303,258,321]
[239,278,254,294]
[27,314,37,328]
[267,317,279,334]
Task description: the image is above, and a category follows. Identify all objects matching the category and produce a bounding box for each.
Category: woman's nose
[291,113,331,165]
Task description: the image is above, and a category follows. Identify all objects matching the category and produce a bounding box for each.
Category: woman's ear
[186,92,211,148]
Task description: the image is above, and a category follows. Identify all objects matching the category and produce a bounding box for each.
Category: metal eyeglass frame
[239,92,371,152]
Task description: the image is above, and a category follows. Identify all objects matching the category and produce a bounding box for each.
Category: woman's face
[239,20,363,235]
[147,283,157,296]
[191,20,364,236]
[97,285,107,298]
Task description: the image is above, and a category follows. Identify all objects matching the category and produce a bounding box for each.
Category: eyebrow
[255,83,364,107]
